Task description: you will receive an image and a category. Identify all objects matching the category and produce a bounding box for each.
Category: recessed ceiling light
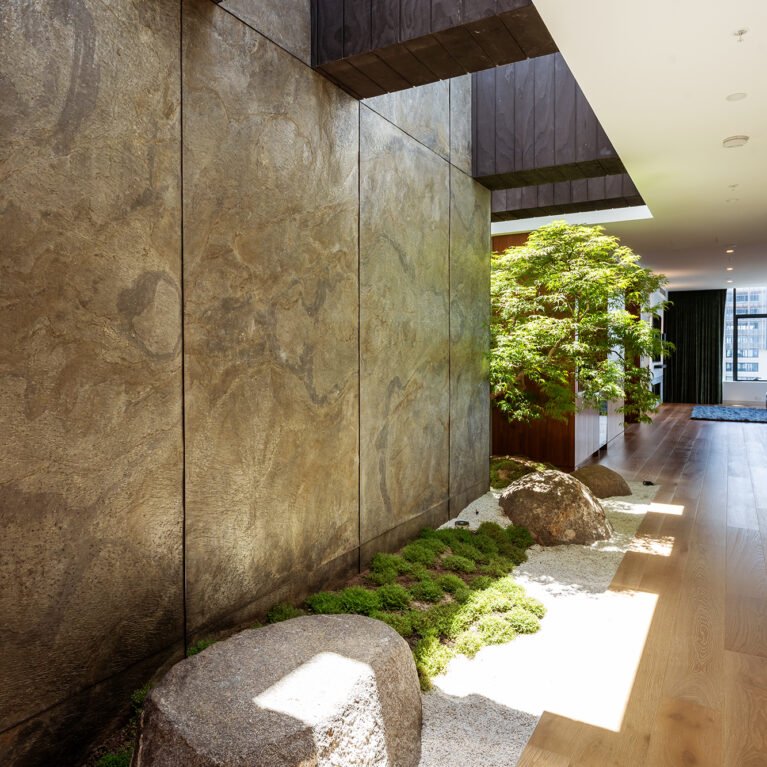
[727,267,734,271]
[723,135,749,148]
[727,280,734,283]
[726,248,735,253]
[726,92,747,102]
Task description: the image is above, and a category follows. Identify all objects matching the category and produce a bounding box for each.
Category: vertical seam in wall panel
[447,83,451,523]
[493,67,497,176]
[357,102,362,572]
[179,0,188,656]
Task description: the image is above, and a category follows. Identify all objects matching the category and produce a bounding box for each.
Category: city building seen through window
[723,287,767,381]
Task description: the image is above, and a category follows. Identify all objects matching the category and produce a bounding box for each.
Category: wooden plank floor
[516,403,767,767]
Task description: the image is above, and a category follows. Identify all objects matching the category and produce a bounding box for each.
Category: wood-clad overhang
[311,0,557,99]
[492,174,643,222]
[478,53,643,220]
[474,53,627,188]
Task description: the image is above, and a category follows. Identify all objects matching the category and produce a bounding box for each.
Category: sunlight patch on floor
[647,502,685,516]
[434,588,658,733]
[630,534,675,557]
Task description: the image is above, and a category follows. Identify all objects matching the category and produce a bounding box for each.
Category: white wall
[574,408,601,467]
[723,381,767,407]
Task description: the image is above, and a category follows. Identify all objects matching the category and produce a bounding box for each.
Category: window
[723,288,767,381]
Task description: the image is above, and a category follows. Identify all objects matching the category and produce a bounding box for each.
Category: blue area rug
[691,405,767,423]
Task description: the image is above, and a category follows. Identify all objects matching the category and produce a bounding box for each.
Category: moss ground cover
[94,520,541,761]
[267,521,542,690]
[490,455,554,489]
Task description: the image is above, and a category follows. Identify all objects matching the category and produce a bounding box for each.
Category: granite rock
[571,465,632,498]
[500,470,613,545]
[134,615,422,767]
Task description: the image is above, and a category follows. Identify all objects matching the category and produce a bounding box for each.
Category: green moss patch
[490,455,554,489]
[257,519,543,690]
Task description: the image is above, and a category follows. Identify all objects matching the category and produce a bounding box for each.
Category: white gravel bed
[420,480,659,767]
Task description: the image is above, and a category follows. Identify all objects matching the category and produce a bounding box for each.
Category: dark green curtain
[665,289,726,404]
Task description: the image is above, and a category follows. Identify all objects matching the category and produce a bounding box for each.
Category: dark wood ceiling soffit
[311,0,557,99]
[474,53,626,189]
[491,173,643,222]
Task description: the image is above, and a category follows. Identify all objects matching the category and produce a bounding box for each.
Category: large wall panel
[359,106,451,561]
[182,0,360,636]
[363,79,450,159]
[449,168,491,514]
[0,0,183,762]
[219,0,311,63]
[450,74,473,175]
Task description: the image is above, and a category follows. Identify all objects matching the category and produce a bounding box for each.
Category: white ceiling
[533,0,767,290]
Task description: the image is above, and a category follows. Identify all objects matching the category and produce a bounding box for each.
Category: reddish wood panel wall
[491,405,576,470]
[492,232,529,252]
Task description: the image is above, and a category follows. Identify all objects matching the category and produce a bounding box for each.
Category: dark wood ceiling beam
[474,53,625,189]
[312,0,557,99]
[491,174,643,221]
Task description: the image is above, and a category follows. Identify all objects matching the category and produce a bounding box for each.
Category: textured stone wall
[359,106,451,558]
[0,0,184,763]
[0,1,489,764]
[450,167,492,514]
[182,0,360,637]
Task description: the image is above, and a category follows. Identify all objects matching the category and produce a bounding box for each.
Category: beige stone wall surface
[0,1,490,764]
[182,0,360,636]
[0,0,184,761]
[359,106,451,557]
[449,168,492,514]
[450,75,474,175]
[363,80,451,160]
[218,0,311,63]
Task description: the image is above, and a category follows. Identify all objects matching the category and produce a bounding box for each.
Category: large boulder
[571,465,632,498]
[499,470,613,546]
[133,615,422,767]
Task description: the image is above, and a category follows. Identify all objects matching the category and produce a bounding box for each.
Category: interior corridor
[517,403,767,766]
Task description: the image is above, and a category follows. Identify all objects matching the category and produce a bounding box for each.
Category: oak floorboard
[724,526,767,658]
[516,744,572,767]
[723,650,767,767]
[660,520,725,710]
[645,697,722,767]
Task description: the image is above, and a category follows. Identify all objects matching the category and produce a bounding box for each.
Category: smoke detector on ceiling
[723,135,749,148]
